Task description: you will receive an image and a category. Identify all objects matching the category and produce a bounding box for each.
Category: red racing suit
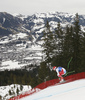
[55,67,66,80]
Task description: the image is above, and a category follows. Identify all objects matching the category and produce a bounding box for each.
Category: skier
[53,66,66,83]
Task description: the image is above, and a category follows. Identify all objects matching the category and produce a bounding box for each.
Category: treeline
[0,66,39,87]
[0,65,56,88]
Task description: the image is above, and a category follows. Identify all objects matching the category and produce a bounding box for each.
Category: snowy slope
[20,79,85,100]
[0,32,43,71]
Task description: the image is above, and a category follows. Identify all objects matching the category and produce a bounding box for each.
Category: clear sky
[0,0,85,16]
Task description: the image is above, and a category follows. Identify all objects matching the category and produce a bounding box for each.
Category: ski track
[20,79,85,100]
[34,85,85,100]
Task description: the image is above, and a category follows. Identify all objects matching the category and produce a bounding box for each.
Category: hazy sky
[0,0,85,15]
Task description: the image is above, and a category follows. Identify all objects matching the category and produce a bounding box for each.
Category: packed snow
[20,79,85,100]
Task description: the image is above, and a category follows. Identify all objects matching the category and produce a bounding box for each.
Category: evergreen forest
[0,13,85,88]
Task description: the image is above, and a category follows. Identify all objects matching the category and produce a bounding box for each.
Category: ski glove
[58,74,61,77]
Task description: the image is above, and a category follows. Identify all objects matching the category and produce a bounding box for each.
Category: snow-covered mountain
[0,11,85,71]
[23,11,85,36]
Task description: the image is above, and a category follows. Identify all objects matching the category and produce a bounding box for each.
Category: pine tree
[42,21,55,63]
[16,87,19,95]
[52,22,64,66]
[13,75,17,84]
[62,25,74,69]
[55,22,64,54]
[9,90,12,95]
[72,13,81,72]
[78,32,85,72]
[38,62,50,84]
[29,77,37,88]
[20,85,23,91]
[62,13,82,72]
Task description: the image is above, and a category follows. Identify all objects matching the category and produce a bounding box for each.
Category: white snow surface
[20,79,85,100]
[0,33,28,44]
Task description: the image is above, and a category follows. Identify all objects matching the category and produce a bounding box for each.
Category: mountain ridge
[0,11,85,38]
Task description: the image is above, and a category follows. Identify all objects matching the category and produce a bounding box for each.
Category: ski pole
[66,57,76,76]
[64,57,73,76]
[64,70,75,76]
[67,57,73,71]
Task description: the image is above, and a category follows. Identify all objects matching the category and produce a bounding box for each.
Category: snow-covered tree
[42,21,55,63]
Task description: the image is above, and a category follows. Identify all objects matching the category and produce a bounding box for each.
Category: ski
[64,70,75,76]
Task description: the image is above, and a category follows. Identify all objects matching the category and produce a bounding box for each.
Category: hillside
[0,12,85,71]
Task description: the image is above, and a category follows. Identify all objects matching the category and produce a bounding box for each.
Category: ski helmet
[53,66,56,70]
